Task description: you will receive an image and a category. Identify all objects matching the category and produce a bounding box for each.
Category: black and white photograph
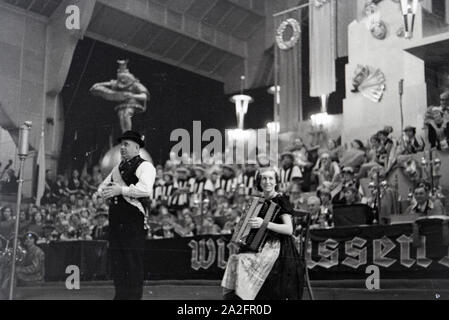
[0,0,449,306]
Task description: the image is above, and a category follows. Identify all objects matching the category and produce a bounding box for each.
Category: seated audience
[398,126,425,155]
[289,183,306,211]
[0,232,45,299]
[307,196,333,230]
[15,232,45,285]
[425,107,449,151]
[313,152,340,186]
[0,169,18,194]
[317,186,334,225]
[91,211,109,241]
[340,140,366,172]
[332,167,363,205]
[405,183,446,217]
[279,151,303,193]
[0,207,14,238]
[342,186,361,206]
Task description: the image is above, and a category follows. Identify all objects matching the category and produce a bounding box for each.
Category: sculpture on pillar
[90,60,152,172]
[90,60,150,132]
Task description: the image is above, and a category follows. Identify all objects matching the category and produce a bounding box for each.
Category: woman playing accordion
[221,167,304,300]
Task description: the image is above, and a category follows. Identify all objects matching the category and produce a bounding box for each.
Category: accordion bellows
[231,197,281,252]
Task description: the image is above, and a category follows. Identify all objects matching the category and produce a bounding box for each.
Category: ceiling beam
[96,0,247,59]
[86,31,225,83]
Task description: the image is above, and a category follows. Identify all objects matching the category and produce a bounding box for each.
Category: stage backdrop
[41,218,449,282]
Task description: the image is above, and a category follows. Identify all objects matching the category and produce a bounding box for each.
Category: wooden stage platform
[4,279,448,300]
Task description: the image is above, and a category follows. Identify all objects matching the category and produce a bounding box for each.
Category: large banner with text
[144,218,449,281]
[42,218,449,281]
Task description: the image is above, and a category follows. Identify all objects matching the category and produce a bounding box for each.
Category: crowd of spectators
[1,94,449,243]
[0,160,18,194]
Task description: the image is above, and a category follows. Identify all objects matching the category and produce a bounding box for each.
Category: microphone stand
[303,211,315,301]
[399,79,404,133]
[295,210,314,300]
[9,122,32,300]
[199,192,204,235]
[429,149,435,196]
[374,168,382,224]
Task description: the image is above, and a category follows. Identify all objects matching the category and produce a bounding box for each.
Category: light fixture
[227,128,250,141]
[311,112,331,127]
[268,85,281,129]
[311,94,331,127]
[230,76,253,130]
[400,0,420,39]
[268,86,281,105]
[320,94,328,113]
[267,121,280,134]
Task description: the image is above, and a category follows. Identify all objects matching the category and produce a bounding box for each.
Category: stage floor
[4,280,449,300]
[9,281,222,300]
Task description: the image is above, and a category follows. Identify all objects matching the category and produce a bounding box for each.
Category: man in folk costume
[279,152,303,193]
[160,171,176,207]
[172,167,191,210]
[215,165,238,197]
[237,160,258,196]
[189,165,215,197]
[150,172,164,208]
[95,131,156,300]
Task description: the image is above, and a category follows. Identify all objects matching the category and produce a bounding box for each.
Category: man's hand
[248,217,264,229]
[102,183,122,199]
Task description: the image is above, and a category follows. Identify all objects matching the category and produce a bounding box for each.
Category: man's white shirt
[98,161,156,215]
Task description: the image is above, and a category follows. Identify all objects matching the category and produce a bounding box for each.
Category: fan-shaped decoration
[351,65,386,103]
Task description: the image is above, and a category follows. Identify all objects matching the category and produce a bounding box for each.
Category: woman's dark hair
[255,168,281,192]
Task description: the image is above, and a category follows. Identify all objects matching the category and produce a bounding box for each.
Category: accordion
[231,197,281,252]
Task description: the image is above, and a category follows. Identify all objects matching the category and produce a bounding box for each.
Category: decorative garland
[276,18,301,51]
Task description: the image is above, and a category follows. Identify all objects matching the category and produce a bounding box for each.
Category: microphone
[399,79,404,96]
[18,121,32,157]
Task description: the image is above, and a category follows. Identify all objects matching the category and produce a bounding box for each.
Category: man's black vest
[110,156,148,228]
[118,156,146,186]
[111,156,149,209]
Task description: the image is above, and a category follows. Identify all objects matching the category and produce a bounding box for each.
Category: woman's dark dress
[255,194,305,300]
